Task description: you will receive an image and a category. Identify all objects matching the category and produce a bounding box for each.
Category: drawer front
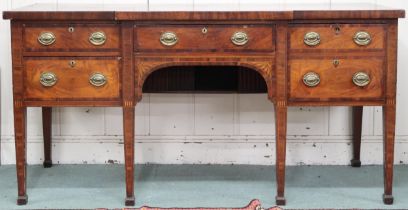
[289,58,384,100]
[289,24,385,50]
[135,25,274,51]
[24,24,120,51]
[24,58,120,99]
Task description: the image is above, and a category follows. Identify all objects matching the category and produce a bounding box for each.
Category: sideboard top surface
[3,3,405,20]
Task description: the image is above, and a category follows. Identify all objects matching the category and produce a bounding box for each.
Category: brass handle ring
[303,72,320,87]
[231,31,249,46]
[40,72,57,87]
[353,31,371,46]
[89,72,107,87]
[160,32,178,46]
[38,32,56,46]
[352,72,370,87]
[304,31,320,46]
[89,31,106,46]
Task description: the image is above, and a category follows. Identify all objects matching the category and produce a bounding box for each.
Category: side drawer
[24,57,120,100]
[24,24,120,51]
[289,58,384,100]
[289,24,386,50]
[135,25,274,52]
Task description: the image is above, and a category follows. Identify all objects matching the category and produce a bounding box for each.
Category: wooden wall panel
[59,108,105,136]
[194,94,235,135]
[149,0,193,11]
[328,107,353,136]
[287,107,329,136]
[329,107,375,136]
[281,0,330,10]
[195,0,239,11]
[238,94,275,136]
[26,108,60,137]
[103,0,147,11]
[239,0,285,11]
[149,94,194,136]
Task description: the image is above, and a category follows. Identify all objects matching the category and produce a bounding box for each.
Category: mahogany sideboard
[3,3,405,206]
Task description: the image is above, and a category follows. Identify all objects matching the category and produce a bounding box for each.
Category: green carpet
[0,164,407,209]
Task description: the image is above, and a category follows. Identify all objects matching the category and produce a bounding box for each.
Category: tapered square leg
[43,160,53,168]
[350,159,361,167]
[275,196,286,206]
[14,105,28,205]
[123,107,135,206]
[351,106,363,167]
[125,196,135,206]
[42,107,53,168]
[17,195,28,205]
[382,102,396,205]
[274,101,287,206]
[383,194,394,205]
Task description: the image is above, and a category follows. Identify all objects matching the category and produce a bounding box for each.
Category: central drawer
[24,57,120,100]
[135,25,274,52]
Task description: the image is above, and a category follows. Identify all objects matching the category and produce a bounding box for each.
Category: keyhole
[333,24,341,35]
[333,59,340,67]
[68,27,75,33]
[202,27,208,34]
[69,60,76,67]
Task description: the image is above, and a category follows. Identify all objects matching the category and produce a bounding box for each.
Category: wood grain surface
[135,25,274,52]
[289,24,386,50]
[24,23,120,51]
[288,58,384,100]
[24,57,121,100]
[2,3,405,207]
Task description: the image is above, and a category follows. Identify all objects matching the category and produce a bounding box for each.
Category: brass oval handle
[160,32,178,46]
[304,32,320,46]
[89,31,106,46]
[38,32,56,46]
[89,73,107,87]
[231,31,249,46]
[352,72,370,87]
[40,72,57,87]
[303,72,320,87]
[353,31,371,46]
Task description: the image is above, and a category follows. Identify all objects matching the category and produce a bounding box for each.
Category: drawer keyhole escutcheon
[353,31,371,46]
[38,32,56,46]
[333,24,341,35]
[202,27,208,34]
[303,72,320,87]
[40,72,57,87]
[160,32,178,46]
[352,72,370,87]
[304,31,320,46]
[89,73,107,87]
[68,27,75,33]
[89,31,106,46]
[69,60,76,68]
[231,31,249,46]
[333,59,340,67]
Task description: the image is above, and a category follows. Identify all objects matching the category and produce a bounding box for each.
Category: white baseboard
[1,135,408,165]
